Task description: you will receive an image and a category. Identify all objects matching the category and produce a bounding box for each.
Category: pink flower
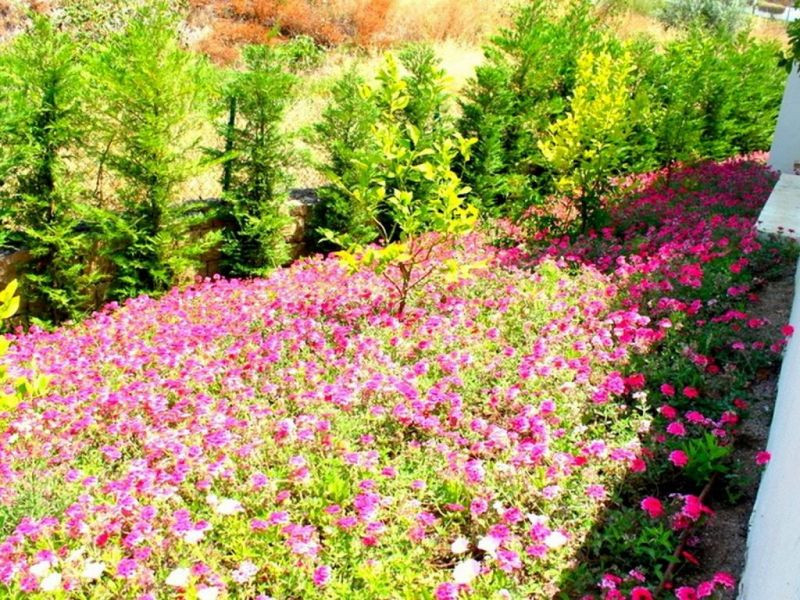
[669,450,689,467]
[115,558,137,579]
[434,582,459,600]
[755,451,771,466]
[675,587,697,600]
[713,572,735,588]
[312,565,331,587]
[666,422,687,437]
[470,498,488,517]
[640,497,664,519]
[630,587,653,600]
[683,386,699,399]
[660,383,675,397]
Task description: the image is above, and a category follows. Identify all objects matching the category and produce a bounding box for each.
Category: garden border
[739,175,800,599]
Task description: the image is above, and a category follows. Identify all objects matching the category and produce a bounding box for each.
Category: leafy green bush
[88,2,220,299]
[458,0,607,216]
[538,50,639,232]
[323,134,480,315]
[0,15,104,322]
[635,30,784,172]
[311,45,461,248]
[215,44,298,276]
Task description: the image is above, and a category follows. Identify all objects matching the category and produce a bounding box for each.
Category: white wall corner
[769,62,800,175]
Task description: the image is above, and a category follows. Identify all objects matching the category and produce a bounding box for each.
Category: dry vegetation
[186,0,515,63]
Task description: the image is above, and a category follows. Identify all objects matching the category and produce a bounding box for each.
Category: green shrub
[458,0,608,216]
[309,68,382,248]
[311,45,460,248]
[636,30,784,171]
[0,15,103,322]
[215,44,298,276]
[538,50,639,233]
[88,2,220,299]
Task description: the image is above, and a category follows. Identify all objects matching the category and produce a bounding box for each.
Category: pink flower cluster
[0,158,788,598]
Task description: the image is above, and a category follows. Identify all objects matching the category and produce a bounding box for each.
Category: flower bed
[0,158,793,599]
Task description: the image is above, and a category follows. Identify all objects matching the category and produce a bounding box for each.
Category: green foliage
[309,68,382,248]
[459,0,782,228]
[658,0,748,35]
[322,130,481,315]
[538,50,638,232]
[0,15,103,322]
[676,432,733,485]
[458,0,607,215]
[635,30,784,172]
[788,4,800,65]
[317,49,481,315]
[88,2,220,299]
[311,45,461,248]
[215,44,298,276]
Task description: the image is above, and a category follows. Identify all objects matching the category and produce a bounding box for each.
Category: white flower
[452,559,481,585]
[477,535,500,557]
[40,572,62,592]
[81,561,105,581]
[205,493,219,507]
[30,561,51,578]
[184,529,206,543]
[450,536,470,554]
[197,587,220,600]
[165,567,191,588]
[67,549,85,563]
[544,530,568,549]
[214,497,243,516]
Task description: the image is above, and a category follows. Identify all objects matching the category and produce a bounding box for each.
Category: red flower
[640,497,664,518]
[755,451,771,466]
[682,386,699,399]
[630,587,653,600]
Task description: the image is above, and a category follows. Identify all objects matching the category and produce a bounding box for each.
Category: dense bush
[458,0,607,216]
[87,3,220,301]
[311,45,468,248]
[0,16,103,322]
[538,50,638,233]
[214,44,298,276]
[634,30,784,172]
[458,0,783,229]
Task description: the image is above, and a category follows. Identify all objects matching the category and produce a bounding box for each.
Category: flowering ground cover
[0,158,793,599]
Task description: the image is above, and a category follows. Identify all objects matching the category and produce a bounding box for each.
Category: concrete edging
[739,184,800,599]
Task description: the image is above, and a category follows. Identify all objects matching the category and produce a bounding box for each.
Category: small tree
[538,50,636,233]
[312,46,459,248]
[0,15,102,322]
[88,3,219,299]
[318,51,480,316]
[216,44,298,276]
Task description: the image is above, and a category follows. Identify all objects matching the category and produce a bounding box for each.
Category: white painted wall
[739,258,800,599]
[769,63,800,175]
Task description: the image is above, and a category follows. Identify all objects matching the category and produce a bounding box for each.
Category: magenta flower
[312,565,331,587]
